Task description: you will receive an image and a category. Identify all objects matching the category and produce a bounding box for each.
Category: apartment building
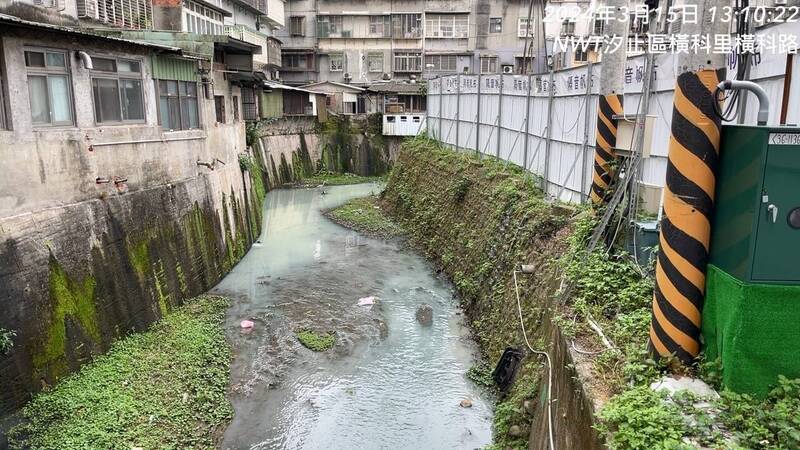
[275,0,614,87]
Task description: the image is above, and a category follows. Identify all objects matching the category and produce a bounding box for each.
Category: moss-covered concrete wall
[382,138,602,450]
[255,115,399,186]
[0,152,268,416]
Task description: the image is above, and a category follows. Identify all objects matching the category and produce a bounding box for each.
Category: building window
[518,18,533,37]
[90,57,144,124]
[214,95,226,123]
[317,15,343,38]
[329,53,344,72]
[241,87,257,121]
[425,14,468,38]
[560,19,575,36]
[425,54,457,72]
[480,56,497,74]
[283,53,312,70]
[368,53,384,73]
[515,57,533,74]
[592,16,605,35]
[290,16,305,36]
[369,15,391,37]
[25,48,73,126]
[489,17,502,33]
[157,79,199,130]
[392,13,422,38]
[183,0,223,35]
[232,95,240,121]
[574,47,589,63]
[393,52,421,72]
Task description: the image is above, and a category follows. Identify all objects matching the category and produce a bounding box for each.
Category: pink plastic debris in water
[357,296,375,306]
[240,320,255,329]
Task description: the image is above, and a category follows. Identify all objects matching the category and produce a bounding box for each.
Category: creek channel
[213,183,493,449]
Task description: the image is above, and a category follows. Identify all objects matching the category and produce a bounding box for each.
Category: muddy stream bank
[212,184,493,449]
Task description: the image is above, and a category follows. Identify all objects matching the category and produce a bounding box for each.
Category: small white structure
[383,114,426,136]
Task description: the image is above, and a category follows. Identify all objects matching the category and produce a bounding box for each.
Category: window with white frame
[90,57,144,123]
[183,0,223,35]
[369,15,391,37]
[392,14,422,38]
[592,15,605,35]
[424,54,457,72]
[480,56,497,74]
[290,16,305,36]
[574,47,589,62]
[367,53,384,72]
[329,53,344,71]
[518,17,534,37]
[489,17,502,33]
[157,79,200,130]
[25,48,73,126]
[560,18,575,35]
[317,15,343,38]
[425,14,468,38]
[393,52,421,72]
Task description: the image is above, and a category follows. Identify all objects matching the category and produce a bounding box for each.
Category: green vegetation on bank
[560,187,800,450]
[299,170,385,187]
[383,136,570,449]
[9,295,233,450]
[0,328,15,354]
[296,329,335,352]
[326,195,404,239]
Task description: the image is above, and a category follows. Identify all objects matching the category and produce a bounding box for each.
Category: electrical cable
[712,0,752,122]
[513,269,555,450]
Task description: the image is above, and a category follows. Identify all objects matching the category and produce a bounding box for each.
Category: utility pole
[588,0,628,205]
[649,0,731,365]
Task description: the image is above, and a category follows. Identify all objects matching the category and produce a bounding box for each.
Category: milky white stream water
[213,183,493,450]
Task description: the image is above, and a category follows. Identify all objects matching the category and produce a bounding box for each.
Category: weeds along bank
[383,138,800,450]
[382,137,602,449]
[7,295,233,449]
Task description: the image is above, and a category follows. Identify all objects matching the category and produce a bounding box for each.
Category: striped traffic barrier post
[649,68,726,364]
[589,94,624,205]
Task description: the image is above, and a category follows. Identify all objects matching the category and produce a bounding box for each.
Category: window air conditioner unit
[502,65,514,74]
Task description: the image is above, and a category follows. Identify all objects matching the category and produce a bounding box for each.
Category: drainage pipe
[716,80,770,125]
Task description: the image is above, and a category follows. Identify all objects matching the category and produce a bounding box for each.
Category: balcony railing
[232,0,283,27]
[224,25,281,67]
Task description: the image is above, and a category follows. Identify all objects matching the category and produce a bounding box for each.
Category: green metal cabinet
[710,125,800,284]
[704,125,800,398]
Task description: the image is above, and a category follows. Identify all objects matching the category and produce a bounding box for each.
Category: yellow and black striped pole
[649,68,726,364]
[590,94,624,205]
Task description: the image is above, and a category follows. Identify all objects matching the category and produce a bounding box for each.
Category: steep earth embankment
[382,138,603,450]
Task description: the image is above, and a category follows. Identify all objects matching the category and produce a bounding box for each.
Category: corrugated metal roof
[0,13,182,52]
[367,81,426,95]
[300,81,365,92]
[263,80,323,95]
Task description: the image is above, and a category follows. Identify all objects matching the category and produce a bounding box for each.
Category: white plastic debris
[357,296,375,306]
[650,375,720,400]
[240,320,255,329]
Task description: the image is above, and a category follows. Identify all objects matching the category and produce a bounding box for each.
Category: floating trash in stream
[357,296,375,306]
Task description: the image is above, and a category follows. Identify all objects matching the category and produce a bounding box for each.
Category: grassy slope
[9,295,232,450]
[382,137,574,449]
[325,195,404,239]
